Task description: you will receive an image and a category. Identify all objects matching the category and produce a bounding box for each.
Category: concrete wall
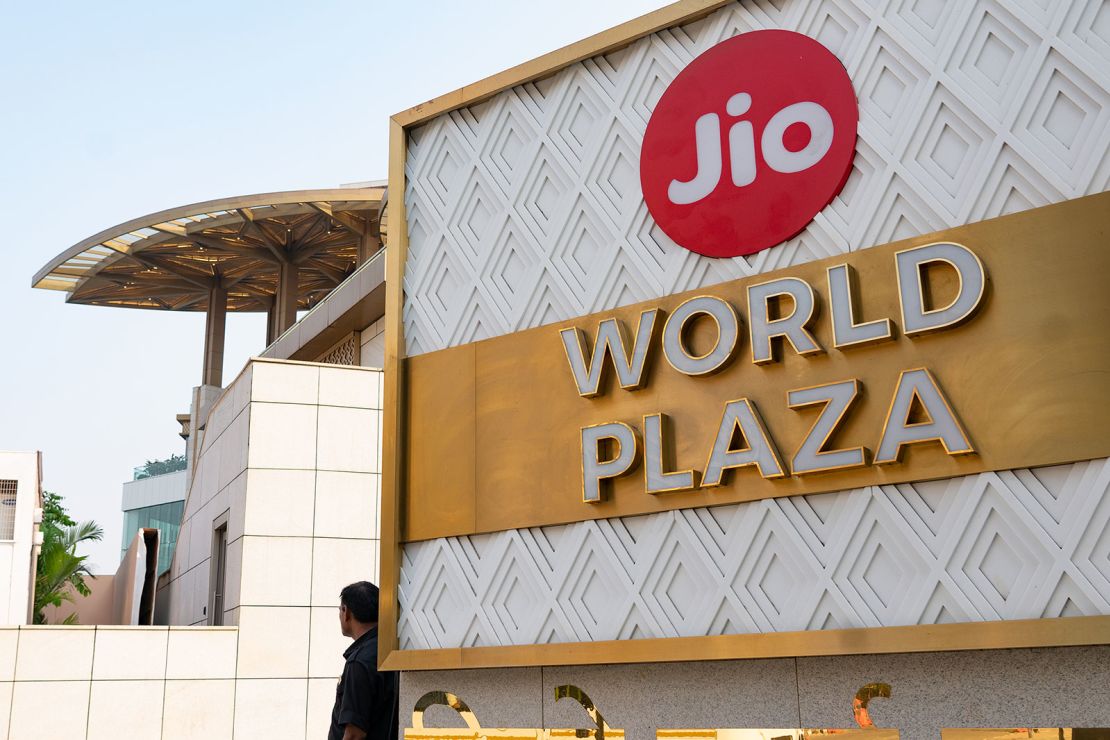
[42,576,116,626]
[0,451,40,626]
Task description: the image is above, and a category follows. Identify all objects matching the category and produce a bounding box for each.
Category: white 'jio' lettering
[667,93,836,205]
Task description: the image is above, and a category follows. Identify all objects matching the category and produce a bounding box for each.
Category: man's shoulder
[345,634,380,667]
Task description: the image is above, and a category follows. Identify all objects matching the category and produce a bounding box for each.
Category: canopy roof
[32,188,385,313]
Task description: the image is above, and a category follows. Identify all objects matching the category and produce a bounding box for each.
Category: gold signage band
[402,193,1110,543]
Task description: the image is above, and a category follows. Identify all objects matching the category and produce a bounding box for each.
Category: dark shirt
[329,628,399,740]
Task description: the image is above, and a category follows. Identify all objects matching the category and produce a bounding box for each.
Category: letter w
[560,309,658,397]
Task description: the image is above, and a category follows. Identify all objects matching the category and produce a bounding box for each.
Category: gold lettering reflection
[853,682,892,730]
[656,682,898,740]
[404,686,625,740]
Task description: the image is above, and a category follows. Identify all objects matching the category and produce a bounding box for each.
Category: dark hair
[339,581,380,623]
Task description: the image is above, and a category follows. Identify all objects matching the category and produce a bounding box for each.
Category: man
[330,581,399,740]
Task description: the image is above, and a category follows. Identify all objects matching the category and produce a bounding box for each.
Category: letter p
[581,422,639,503]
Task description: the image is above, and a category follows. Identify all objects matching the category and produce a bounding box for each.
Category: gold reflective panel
[943,731,1110,740]
[657,683,898,740]
[406,686,625,740]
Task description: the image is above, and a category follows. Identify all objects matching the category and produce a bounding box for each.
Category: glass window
[120,500,186,574]
[0,480,17,540]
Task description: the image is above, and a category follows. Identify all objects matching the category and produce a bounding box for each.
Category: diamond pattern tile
[399,460,1110,648]
[403,0,1109,357]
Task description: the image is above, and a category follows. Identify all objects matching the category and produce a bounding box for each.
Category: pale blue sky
[0,0,662,571]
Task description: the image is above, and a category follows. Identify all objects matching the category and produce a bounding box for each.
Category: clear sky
[0,0,662,572]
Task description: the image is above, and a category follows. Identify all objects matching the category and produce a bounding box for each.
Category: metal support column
[265,298,278,346]
[202,282,227,387]
[359,232,381,265]
[273,262,299,339]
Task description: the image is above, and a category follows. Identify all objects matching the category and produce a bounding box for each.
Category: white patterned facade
[402,0,1109,355]
[398,0,1110,649]
[400,461,1110,648]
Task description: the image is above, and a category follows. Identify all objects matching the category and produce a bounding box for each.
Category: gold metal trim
[380,118,408,663]
[391,0,734,128]
[380,615,1110,671]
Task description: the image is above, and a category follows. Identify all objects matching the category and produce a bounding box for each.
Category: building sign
[564,240,982,502]
[401,194,1110,541]
[640,30,857,257]
[382,1,1110,670]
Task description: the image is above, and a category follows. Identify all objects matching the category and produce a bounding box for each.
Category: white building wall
[0,359,386,739]
[137,356,380,740]
[0,451,40,626]
[121,469,187,512]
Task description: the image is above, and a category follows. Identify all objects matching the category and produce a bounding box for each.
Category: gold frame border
[380,616,1110,671]
[379,0,1110,670]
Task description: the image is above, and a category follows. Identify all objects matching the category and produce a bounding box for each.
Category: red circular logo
[640,30,858,258]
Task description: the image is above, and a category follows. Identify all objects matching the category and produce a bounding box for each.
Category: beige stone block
[308,606,349,679]
[203,390,236,445]
[311,538,377,607]
[236,606,310,678]
[163,679,235,740]
[319,366,380,409]
[217,415,249,498]
[0,628,17,681]
[185,510,210,572]
[362,331,386,369]
[165,627,237,680]
[9,680,89,738]
[225,470,248,544]
[248,402,318,470]
[239,535,313,607]
[317,406,378,473]
[0,682,10,738]
[243,468,316,537]
[231,363,253,414]
[308,677,340,736]
[218,443,249,512]
[92,626,168,680]
[233,678,308,740]
[87,679,165,740]
[314,471,376,540]
[251,360,319,404]
[15,626,95,681]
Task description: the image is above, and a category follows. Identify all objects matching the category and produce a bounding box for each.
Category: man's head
[338,581,380,639]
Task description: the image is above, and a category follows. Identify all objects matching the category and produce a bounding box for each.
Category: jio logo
[640,30,858,258]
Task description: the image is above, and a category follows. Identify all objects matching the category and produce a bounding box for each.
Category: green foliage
[40,490,75,544]
[33,491,103,624]
[135,453,187,479]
